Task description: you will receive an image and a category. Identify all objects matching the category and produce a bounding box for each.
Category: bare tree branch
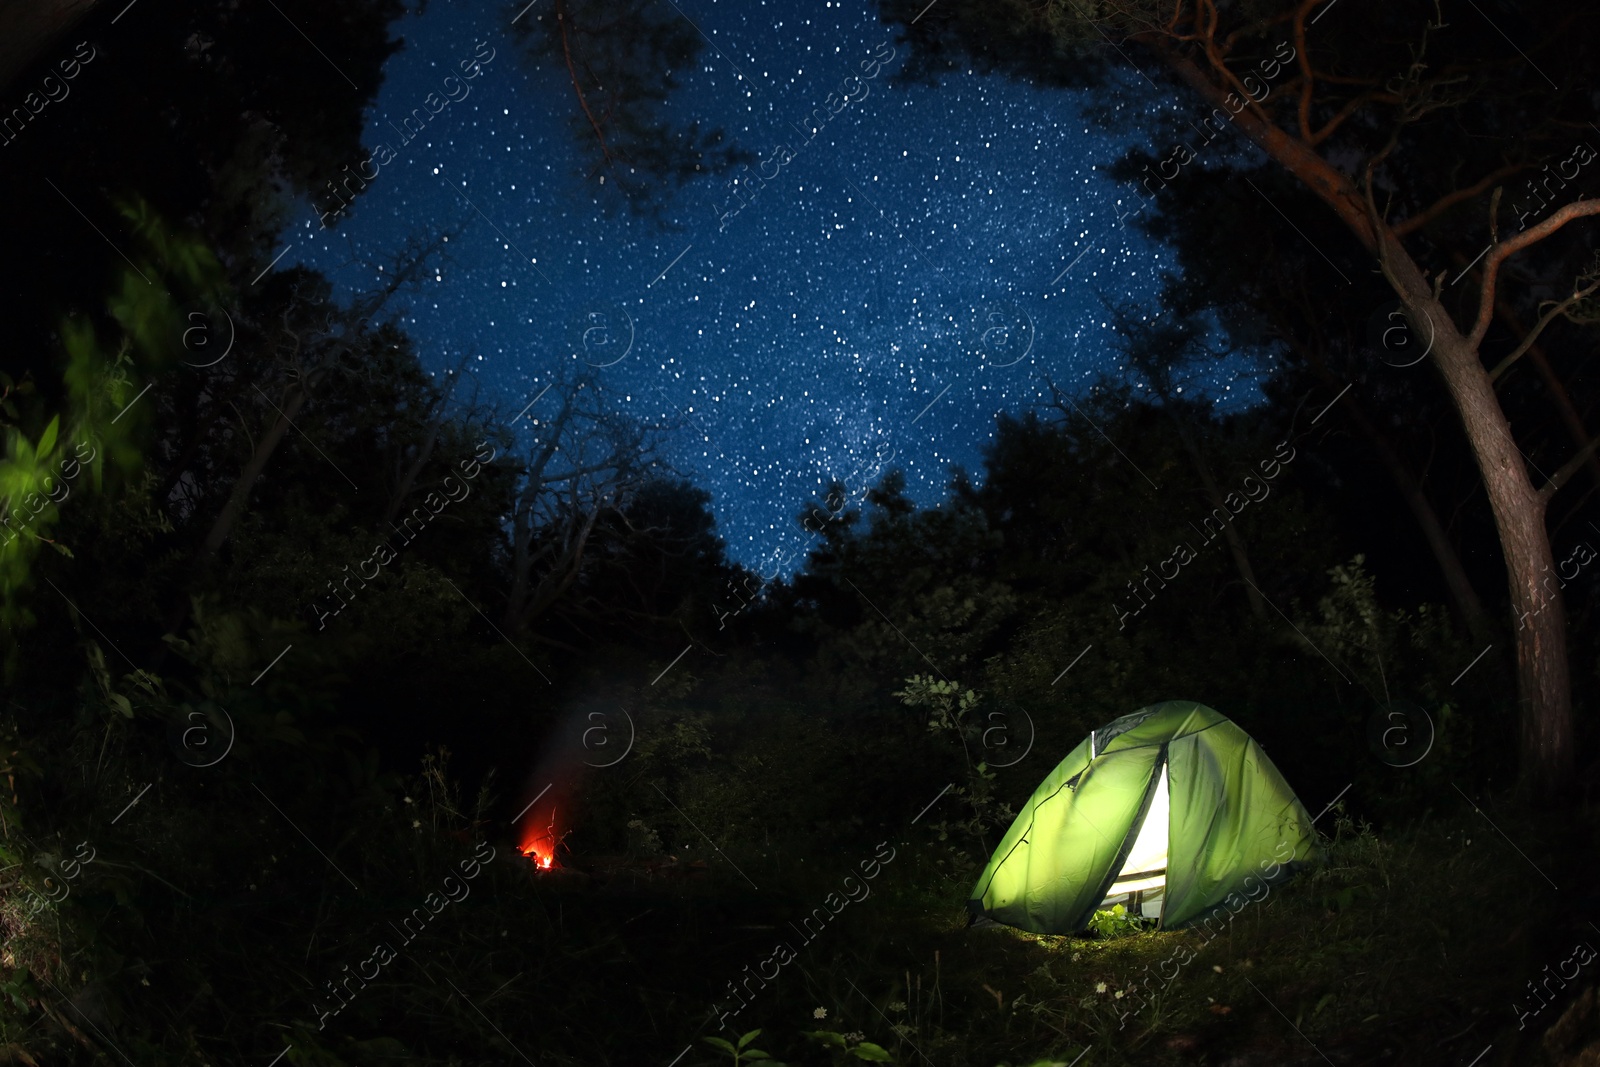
[1540,433,1600,502]
[1394,164,1526,237]
[1488,279,1600,381]
[1470,198,1600,348]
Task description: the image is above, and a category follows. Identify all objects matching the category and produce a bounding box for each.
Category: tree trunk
[1337,392,1494,646]
[156,388,309,651]
[513,503,603,632]
[383,356,472,525]
[1492,296,1600,495]
[381,415,444,526]
[1414,306,1572,798]
[1148,39,1576,799]
[1292,339,1495,644]
[503,495,539,631]
[192,390,308,569]
[503,381,584,631]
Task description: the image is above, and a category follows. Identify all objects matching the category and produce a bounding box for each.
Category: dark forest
[0,0,1597,1064]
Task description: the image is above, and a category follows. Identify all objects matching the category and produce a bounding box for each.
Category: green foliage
[0,403,107,635]
[1085,904,1143,939]
[703,1027,785,1066]
[0,5,1580,1066]
[0,968,36,1015]
[0,85,1553,1067]
[790,475,1019,704]
[1305,555,1462,702]
[0,199,226,649]
[804,1029,894,1062]
[895,675,1014,876]
[896,675,983,736]
[1299,555,1488,804]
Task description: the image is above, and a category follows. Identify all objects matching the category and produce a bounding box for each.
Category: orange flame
[520,844,555,869]
[518,807,559,869]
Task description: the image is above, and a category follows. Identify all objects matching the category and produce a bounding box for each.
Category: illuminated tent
[968,701,1318,933]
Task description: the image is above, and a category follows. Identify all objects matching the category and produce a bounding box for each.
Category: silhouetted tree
[883,0,1600,800]
[510,0,752,216]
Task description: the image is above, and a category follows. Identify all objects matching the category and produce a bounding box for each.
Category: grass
[652,804,1585,1067]
[0,780,1586,1066]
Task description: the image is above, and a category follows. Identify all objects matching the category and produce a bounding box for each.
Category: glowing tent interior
[968,701,1319,933]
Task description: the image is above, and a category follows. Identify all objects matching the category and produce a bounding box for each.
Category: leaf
[110,694,133,719]
[738,1029,762,1048]
[35,417,59,460]
[701,1036,736,1054]
[743,1052,771,1061]
[804,1031,848,1048]
[851,1042,893,1061]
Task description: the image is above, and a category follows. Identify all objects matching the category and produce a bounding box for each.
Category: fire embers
[519,812,561,869]
[513,698,637,871]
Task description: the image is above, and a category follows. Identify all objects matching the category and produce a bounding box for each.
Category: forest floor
[515,804,1597,1067]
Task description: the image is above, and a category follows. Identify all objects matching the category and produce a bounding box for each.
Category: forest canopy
[0,1,1596,1065]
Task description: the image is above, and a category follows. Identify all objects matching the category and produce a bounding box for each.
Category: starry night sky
[285,0,1265,572]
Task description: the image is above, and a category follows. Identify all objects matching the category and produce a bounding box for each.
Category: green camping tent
[968,701,1319,933]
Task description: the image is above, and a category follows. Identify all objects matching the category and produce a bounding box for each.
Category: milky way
[289,0,1264,571]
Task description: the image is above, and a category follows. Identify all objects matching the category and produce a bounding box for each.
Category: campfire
[515,697,619,872]
[518,808,562,869]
